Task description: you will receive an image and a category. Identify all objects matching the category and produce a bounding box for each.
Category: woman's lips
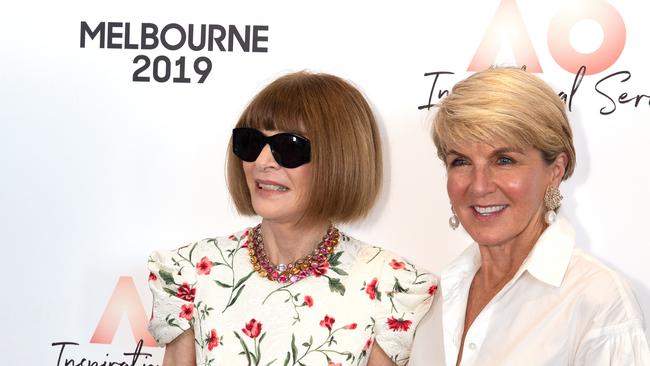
[254,179,289,196]
[471,205,507,221]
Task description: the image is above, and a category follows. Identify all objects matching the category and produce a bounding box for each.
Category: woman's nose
[468,165,495,196]
[255,144,279,169]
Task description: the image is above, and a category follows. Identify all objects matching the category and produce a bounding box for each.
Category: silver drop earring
[449,206,460,230]
[544,186,563,224]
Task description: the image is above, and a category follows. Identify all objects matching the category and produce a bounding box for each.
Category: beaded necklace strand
[247,224,340,283]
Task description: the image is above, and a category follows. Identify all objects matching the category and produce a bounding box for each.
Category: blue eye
[450,158,469,167]
[496,156,514,165]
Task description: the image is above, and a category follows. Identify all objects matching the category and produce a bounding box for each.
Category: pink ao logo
[90,276,157,346]
[469,0,626,75]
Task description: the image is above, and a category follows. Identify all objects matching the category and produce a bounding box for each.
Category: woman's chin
[466,229,511,247]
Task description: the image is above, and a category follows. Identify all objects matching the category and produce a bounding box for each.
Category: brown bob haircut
[432,67,576,180]
[226,71,383,223]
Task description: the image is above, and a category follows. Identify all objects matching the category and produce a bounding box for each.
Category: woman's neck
[260,219,331,265]
[475,218,547,288]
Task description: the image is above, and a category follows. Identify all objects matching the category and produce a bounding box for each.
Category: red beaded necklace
[247,224,340,283]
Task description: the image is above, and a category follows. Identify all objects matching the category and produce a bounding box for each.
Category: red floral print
[179,304,193,320]
[208,329,219,351]
[242,318,262,339]
[363,337,373,351]
[148,231,438,365]
[239,230,250,248]
[196,256,213,275]
[428,284,438,295]
[387,317,412,332]
[365,278,379,300]
[313,261,329,277]
[319,315,335,330]
[303,295,314,307]
[176,282,196,302]
[389,259,406,270]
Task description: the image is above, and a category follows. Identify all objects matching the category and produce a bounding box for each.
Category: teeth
[474,205,506,215]
[258,183,288,192]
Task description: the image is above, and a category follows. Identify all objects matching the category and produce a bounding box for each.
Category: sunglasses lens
[271,134,311,168]
[232,128,311,168]
[232,128,265,162]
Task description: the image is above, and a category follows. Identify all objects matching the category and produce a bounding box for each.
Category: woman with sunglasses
[147,71,437,366]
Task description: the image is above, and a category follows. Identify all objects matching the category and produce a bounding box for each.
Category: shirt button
[468,342,477,350]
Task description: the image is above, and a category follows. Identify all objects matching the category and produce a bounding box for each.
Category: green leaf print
[228,284,246,307]
[289,322,358,365]
[158,269,176,286]
[234,270,255,290]
[163,287,177,297]
[216,234,255,313]
[234,332,252,365]
[214,280,233,288]
[291,334,298,363]
[329,267,348,276]
[328,251,343,266]
[328,277,346,296]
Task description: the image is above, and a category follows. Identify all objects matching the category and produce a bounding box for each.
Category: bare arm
[367,342,397,366]
[162,329,196,366]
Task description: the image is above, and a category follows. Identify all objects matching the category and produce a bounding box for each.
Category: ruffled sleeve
[574,318,650,365]
[147,244,198,346]
[373,253,438,365]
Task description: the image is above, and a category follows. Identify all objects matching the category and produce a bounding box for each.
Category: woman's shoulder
[338,233,386,265]
[337,233,393,269]
[148,228,251,270]
[564,249,650,359]
[567,248,644,323]
[341,233,433,272]
[339,233,439,292]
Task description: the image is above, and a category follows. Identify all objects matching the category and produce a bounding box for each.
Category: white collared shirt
[441,216,650,366]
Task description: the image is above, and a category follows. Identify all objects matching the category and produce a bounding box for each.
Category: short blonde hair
[431,67,576,180]
[227,71,383,223]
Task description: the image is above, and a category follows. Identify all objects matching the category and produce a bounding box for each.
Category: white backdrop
[1,0,649,364]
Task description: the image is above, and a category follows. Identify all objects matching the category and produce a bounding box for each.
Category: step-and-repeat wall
[1,0,648,364]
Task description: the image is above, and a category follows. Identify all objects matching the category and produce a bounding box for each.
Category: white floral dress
[148,229,437,366]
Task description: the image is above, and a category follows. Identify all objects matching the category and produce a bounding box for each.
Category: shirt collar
[442,214,576,288]
[442,242,481,284]
[521,214,575,287]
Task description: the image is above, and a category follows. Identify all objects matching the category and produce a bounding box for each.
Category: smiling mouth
[257,182,289,192]
[473,205,507,215]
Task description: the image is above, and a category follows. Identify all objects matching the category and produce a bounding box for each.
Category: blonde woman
[431,68,649,365]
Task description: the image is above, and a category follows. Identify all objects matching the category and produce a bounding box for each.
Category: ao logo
[90,276,157,346]
[469,0,625,74]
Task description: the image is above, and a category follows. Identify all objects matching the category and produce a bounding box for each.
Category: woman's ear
[550,152,569,186]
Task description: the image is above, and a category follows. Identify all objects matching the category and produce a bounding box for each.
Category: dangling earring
[449,206,460,230]
[544,186,563,224]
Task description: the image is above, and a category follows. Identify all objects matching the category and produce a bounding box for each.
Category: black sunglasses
[232,128,311,169]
